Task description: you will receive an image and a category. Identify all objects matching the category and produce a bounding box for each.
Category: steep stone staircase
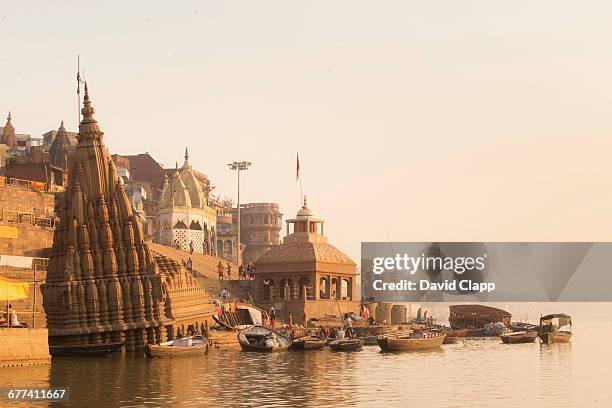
[148,242,252,300]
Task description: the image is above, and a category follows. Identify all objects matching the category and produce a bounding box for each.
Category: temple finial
[81,81,96,121]
[59,120,65,130]
[303,195,307,208]
[7,111,12,123]
[185,147,189,161]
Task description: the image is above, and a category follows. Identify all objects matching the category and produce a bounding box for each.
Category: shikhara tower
[42,84,210,351]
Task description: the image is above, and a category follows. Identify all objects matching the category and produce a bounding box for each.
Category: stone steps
[148,242,237,280]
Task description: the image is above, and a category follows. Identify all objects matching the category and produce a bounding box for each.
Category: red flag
[296,153,300,182]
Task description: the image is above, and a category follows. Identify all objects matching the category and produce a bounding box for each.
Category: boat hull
[146,342,208,358]
[328,339,363,352]
[382,334,446,351]
[501,331,537,344]
[289,337,326,350]
[540,331,572,344]
[49,342,124,357]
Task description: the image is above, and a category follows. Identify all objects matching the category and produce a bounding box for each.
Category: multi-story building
[232,202,282,263]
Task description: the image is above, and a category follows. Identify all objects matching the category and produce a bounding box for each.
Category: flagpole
[77,54,81,126]
[297,152,303,206]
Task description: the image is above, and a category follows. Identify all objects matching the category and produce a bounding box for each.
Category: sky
[2,1,612,261]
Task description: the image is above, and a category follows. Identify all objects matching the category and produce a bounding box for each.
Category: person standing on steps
[217,261,224,280]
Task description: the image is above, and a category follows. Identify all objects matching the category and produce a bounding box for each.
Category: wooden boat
[443,336,460,344]
[539,314,572,344]
[213,303,264,330]
[328,338,363,352]
[500,330,538,344]
[289,336,326,350]
[441,328,467,344]
[237,326,292,352]
[358,335,379,346]
[446,328,468,338]
[510,322,540,333]
[377,331,413,351]
[380,332,446,351]
[145,336,208,358]
[449,304,511,332]
[541,331,572,344]
[49,342,124,357]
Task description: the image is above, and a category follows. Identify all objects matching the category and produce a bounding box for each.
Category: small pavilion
[253,198,359,320]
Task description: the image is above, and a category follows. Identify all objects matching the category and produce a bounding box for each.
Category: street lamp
[227,161,252,268]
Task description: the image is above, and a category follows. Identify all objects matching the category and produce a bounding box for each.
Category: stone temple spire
[49,119,73,171]
[43,81,209,352]
[78,82,103,142]
[183,147,191,169]
[1,110,17,150]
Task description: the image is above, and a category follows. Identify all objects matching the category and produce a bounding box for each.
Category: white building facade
[156,150,217,255]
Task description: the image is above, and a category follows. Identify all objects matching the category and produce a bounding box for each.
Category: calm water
[1,319,611,408]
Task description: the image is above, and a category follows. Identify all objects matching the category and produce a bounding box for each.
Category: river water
[1,318,611,408]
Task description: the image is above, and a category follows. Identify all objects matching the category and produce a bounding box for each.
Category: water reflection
[0,321,610,407]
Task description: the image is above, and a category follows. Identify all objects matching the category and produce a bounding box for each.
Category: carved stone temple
[42,84,210,352]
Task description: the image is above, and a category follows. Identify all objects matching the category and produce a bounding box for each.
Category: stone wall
[0,183,56,257]
[0,221,54,257]
[0,183,56,217]
[0,328,51,367]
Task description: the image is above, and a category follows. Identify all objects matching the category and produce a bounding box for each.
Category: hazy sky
[2,1,612,261]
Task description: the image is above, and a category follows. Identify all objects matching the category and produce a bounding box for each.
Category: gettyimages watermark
[361,242,612,302]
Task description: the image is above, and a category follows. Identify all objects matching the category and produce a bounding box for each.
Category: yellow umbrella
[0,276,30,328]
[0,276,30,301]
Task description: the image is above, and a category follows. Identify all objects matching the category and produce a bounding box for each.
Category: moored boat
[358,335,379,346]
[539,314,572,344]
[380,332,446,351]
[213,303,264,330]
[328,338,363,352]
[145,336,208,358]
[500,330,537,344]
[449,305,512,334]
[289,336,326,350]
[50,342,124,357]
[237,325,292,352]
[443,336,460,344]
[376,330,413,351]
[442,328,467,344]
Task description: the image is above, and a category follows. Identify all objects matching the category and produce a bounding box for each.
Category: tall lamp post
[227,161,252,268]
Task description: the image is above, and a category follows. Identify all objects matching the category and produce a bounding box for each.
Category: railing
[0,257,49,271]
[0,210,57,229]
[0,176,48,192]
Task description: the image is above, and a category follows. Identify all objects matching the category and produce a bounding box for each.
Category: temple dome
[256,241,355,266]
[160,166,192,208]
[159,148,209,209]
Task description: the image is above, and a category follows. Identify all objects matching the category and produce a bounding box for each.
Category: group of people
[217,261,255,280]
[416,307,434,326]
[260,307,308,332]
